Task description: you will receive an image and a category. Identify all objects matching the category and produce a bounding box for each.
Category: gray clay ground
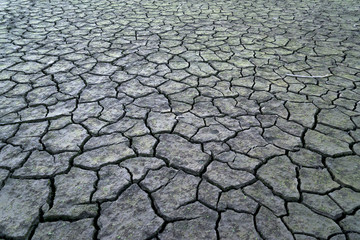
[0,0,360,239]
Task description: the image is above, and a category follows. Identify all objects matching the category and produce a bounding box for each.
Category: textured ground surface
[0,0,360,239]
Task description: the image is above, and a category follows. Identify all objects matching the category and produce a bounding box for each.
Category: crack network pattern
[0,0,359,239]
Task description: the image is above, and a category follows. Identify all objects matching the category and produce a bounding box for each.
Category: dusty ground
[0,0,360,239]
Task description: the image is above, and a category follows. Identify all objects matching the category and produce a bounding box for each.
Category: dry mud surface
[0,0,359,239]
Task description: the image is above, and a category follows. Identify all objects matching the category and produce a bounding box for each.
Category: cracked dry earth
[0,0,360,240]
